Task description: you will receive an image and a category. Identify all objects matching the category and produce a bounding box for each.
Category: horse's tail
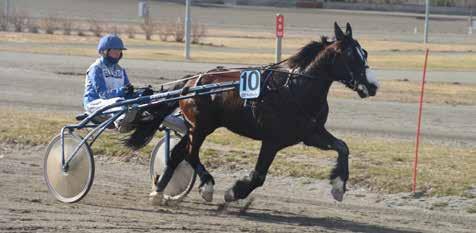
[124,79,188,150]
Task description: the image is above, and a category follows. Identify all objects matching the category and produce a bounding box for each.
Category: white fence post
[184,0,191,60]
[423,0,430,43]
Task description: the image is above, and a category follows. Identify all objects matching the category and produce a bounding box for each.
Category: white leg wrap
[199,182,214,202]
[149,191,164,206]
[330,177,345,202]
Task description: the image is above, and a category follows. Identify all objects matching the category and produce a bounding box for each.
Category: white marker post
[4,0,10,22]
[138,0,147,17]
[184,0,191,60]
[275,14,284,63]
[423,0,430,44]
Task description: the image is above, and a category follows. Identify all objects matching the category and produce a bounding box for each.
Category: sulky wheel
[149,135,196,202]
[43,133,94,203]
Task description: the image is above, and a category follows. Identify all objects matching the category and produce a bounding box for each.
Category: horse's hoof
[151,175,159,191]
[199,182,214,202]
[331,188,344,202]
[224,188,236,202]
[149,191,164,206]
[330,177,345,202]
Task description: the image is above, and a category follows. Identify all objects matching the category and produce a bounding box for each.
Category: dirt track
[1,143,475,233]
[1,2,476,231]
[0,50,475,232]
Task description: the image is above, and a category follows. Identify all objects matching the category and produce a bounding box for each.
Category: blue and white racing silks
[83,57,130,113]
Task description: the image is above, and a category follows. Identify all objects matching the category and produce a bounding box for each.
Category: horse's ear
[334,22,345,41]
[346,22,352,38]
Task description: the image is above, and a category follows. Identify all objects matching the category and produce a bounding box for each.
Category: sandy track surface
[0,52,475,232]
[1,143,475,233]
[1,2,476,232]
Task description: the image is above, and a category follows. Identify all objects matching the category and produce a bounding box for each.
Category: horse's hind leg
[184,130,215,202]
[225,141,280,202]
[150,135,189,204]
[303,127,349,202]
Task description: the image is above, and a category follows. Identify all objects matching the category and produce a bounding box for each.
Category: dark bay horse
[128,22,379,204]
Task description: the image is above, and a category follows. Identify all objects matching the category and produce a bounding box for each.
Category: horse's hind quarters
[199,181,214,202]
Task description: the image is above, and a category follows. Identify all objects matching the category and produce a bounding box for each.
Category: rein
[156,59,290,89]
[155,54,357,94]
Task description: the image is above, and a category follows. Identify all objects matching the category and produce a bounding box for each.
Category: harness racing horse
[127,22,379,204]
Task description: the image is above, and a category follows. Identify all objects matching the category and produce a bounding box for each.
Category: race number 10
[239,70,261,99]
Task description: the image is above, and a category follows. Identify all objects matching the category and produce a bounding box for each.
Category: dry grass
[1,32,476,71]
[205,128,476,196]
[0,108,153,157]
[330,80,476,105]
[0,108,474,196]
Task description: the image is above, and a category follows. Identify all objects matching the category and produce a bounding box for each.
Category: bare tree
[10,11,29,32]
[125,24,137,39]
[173,17,184,42]
[27,18,40,33]
[0,12,8,31]
[141,14,155,40]
[60,18,74,35]
[157,21,174,41]
[191,22,207,44]
[107,24,121,35]
[39,16,58,34]
[88,18,104,37]
[77,30,87,37]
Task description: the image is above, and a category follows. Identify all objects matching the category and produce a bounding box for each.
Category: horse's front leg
[303,127,349,202]
[224,141,280,202]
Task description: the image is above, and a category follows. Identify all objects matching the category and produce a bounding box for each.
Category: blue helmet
[97,34,127,53]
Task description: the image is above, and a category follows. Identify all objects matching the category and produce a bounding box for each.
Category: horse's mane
[286,36,331,71]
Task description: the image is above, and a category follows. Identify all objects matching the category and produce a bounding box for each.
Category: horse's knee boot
[225,171,266,202]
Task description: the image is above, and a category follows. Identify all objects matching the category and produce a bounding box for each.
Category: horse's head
[328,22,379,98]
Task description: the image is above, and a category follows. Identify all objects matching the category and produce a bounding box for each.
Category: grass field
[330,79,476,105]
[2,32,476,71]
[1,107,475,197]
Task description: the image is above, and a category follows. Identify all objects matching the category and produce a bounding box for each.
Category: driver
[83,34,136,132]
